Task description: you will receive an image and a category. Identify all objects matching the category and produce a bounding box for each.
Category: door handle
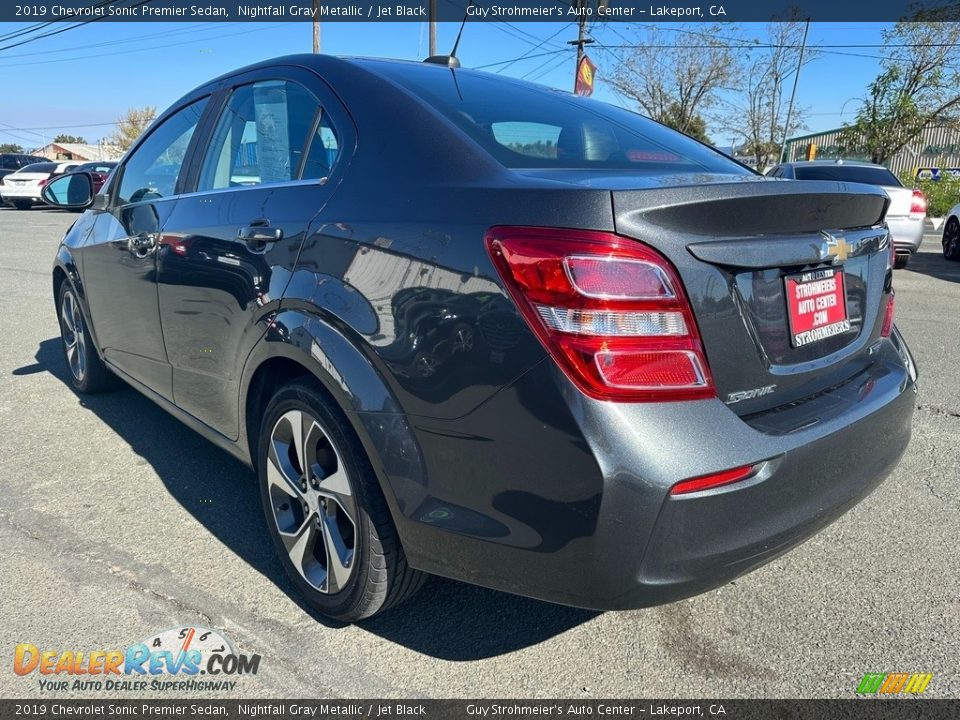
[127,232,157,258]
[238,219,283,252]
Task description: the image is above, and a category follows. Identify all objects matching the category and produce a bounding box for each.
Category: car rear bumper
[1,186,42,202]
[886,215,924,254]
[382,333,916,610]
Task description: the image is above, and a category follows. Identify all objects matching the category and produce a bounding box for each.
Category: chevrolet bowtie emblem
[820,232,851,264]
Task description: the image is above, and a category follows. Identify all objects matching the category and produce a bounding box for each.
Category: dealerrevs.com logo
[14,626,261,693]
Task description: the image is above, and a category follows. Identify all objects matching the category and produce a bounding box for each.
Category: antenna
[424,0,473,68]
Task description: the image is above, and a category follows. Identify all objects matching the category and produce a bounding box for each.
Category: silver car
[768,160,926,268]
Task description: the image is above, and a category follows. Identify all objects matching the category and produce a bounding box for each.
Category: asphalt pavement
[0,205,957,699]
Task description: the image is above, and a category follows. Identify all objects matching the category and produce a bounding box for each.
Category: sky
[0,20,893,150]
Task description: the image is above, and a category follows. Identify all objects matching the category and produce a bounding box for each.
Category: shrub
[898,171,960,217]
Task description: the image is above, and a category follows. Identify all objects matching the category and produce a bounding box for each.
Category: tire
[943,217,960,261]
[56,282,117,393]
[893,254,909,269]
[257,379,425,621]
[12,200,32,210]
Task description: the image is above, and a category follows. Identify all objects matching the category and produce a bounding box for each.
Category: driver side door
[80,97,211,399]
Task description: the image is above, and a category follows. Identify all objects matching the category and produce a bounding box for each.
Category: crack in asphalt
[0,507,214,626]
[916,403,960,420]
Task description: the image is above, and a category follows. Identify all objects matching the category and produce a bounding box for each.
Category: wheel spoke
[267,439,305,501]
[316,467,357,523]
[281,516,318,578]
[319,509,353,593]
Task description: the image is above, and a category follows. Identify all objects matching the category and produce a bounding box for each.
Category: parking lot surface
[0,205,957,699]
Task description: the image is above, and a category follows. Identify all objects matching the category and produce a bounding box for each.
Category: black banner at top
[2,0,960,23]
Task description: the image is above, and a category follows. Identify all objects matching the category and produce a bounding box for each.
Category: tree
[606,24,740,143]
[53,134,87,144]
[837,19,960,165]
[108,106,157,153]
[715,20,817,170]
[0,143,24,153]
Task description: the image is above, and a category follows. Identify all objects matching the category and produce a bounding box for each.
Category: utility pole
[780,18,810,163]
[428,0,437,57]
[312,0,321,53]
[568,0,594,92]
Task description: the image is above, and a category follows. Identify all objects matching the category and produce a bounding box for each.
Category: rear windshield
[794,165,900,186]
[370,62,750,175]
[19,162,57,173]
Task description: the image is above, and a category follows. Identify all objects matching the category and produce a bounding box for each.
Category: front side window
[116,97,208,205]
[198,80,319,191]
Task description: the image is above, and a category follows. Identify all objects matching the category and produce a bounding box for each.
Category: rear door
[613,179,892,417]
[157,67,354,439]
[79,97,211,397]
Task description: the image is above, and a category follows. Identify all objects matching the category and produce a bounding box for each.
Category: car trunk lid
[612,179,893,417]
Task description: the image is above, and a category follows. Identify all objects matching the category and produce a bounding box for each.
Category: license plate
[784,267,850,347]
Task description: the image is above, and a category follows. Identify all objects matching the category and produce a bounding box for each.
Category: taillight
[38,179,47,187]
[881,290,895,337]
[910,189,927,217]
[485,226,715,402]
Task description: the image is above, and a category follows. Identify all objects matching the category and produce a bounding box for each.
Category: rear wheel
[893,253,909,269]
[257,380,425,621]
[56,283,116,393]
[12,200,31,210]
[943,217,960,261]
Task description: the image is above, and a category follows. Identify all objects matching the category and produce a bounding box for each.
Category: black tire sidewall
[257,381,382,620]
[944,219,960,260]
[56,283,98,394]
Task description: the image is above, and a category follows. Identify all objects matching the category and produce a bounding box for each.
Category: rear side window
[370,63,749,175]
[300,113,341,180]
[198,80,320,191]
[0,155,17,170]
[116,97,208,205]
[19,162,56,173]
[793,165,900,186]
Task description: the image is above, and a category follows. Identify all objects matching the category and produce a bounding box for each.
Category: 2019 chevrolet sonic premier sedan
[46,55,917,622]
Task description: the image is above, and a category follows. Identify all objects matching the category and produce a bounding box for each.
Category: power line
[495,25,569,73]
[0,0,152,54]
[474,48,570,70]
[0,22,288,68]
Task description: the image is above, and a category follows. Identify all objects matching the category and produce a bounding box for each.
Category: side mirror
[41,172,94,210]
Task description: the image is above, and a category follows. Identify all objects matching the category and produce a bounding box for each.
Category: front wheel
[57,283,117,393]
[257,380,425,621]
[943,217,960,261]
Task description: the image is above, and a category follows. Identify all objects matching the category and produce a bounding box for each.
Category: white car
[1,161,80,209]
[943,204,960,261]
[767,160,926,268]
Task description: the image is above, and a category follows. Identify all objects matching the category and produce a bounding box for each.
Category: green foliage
[0,143,24,153]
[838,21,960,165]
[53,134,87,144]
[900,172,960,217]
[661,104,711,144]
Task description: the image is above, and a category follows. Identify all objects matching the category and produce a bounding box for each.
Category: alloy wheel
[60,289,86,382]
[944,218,960,259]
[266,409,357,594]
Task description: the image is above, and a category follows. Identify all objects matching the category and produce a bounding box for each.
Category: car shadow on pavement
[18,338,598,660]
[904,246,960,284]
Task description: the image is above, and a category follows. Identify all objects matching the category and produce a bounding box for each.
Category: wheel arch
[239,309,421,533]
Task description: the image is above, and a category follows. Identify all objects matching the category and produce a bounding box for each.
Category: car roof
[778,160,887,169]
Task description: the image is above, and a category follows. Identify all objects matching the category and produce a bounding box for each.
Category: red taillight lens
[670,464,756,495]
[881,290,895,337]
[910,189,927,217]
[485,226,715,402]
[38,179,47,187]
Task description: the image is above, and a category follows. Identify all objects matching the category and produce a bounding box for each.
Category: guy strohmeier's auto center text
[17,2,728,20]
